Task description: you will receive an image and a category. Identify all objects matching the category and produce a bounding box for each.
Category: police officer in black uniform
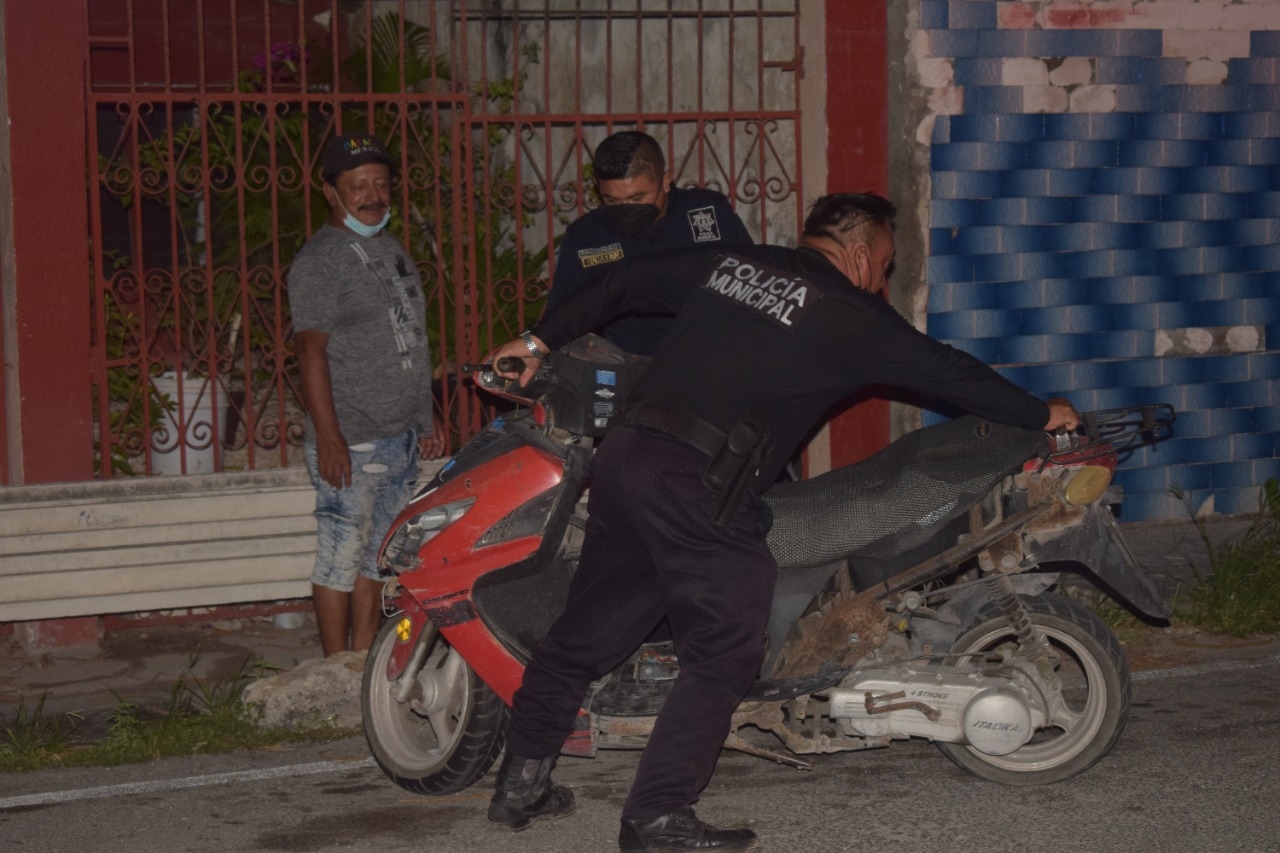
[545,130,753,356]
[487,193,1081,852]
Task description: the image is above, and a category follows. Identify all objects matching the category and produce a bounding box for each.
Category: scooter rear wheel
[936,592,1130,786]
[363,617,508,795]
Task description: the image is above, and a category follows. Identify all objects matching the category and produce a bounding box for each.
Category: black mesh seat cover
[763,416,1046,570]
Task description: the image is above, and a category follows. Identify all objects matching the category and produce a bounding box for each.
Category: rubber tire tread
[363,618,509,795]
[935,591,1130,786]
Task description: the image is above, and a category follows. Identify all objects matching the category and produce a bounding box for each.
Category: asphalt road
[2,648,1278,853]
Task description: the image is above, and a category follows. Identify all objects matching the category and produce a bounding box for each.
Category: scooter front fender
[383,592,430,682]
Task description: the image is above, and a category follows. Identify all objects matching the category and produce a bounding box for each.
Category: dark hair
[802,193,896,247]
[592,131,666,182]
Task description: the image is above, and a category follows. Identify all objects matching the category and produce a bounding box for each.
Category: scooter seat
[763,416,1045,570]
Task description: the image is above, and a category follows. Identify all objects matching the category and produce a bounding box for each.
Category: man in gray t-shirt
[289,133,446,656]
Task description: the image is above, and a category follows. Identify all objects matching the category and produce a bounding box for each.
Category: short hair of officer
[592,130,666,183]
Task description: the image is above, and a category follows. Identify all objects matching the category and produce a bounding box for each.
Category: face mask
[603,203,660,238]
[345,209,390,238]
[336,197,391,238]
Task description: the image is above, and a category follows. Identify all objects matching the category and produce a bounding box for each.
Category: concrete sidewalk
[0,515,1259,736]
[0,610,326,737]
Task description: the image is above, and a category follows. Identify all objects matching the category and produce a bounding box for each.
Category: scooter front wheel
[936,592,1130,786]
[363,617,508,795]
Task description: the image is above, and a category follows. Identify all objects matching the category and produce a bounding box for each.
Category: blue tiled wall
[922,5,1279,519]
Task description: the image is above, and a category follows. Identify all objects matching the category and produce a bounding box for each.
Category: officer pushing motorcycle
[485,193,1080,852]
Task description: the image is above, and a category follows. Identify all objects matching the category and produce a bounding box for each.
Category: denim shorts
[304,431,418,591]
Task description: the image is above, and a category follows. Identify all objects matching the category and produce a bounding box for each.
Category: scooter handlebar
[461,357,556,407]
[1047,404,1176,461]
[461,357,527,375]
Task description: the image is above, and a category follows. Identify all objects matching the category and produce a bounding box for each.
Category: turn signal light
[1064,465,1112,506]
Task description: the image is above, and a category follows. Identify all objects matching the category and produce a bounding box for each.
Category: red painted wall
[0,218,7,485]
[824,0,890,467]
[86,0,334,91]
[4,2,94,483]
[4,0,319,486]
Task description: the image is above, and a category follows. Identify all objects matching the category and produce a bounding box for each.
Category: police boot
[618,808,761,851]
[487,752,576,831]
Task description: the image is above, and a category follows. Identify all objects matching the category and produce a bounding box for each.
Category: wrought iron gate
[87,0,804,476]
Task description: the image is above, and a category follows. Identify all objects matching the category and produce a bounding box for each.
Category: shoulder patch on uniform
[687,206,722,243]
[578,243,624,268]
[701,254,819,329]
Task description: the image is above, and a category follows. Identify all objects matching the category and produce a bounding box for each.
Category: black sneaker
[619,808,760,851]
[487,753,576,831]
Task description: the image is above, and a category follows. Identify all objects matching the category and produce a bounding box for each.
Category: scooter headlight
[1064,465,1113,506]
[380,497,477,573]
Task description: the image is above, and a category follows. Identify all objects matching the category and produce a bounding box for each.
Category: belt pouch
[703,413,770,531]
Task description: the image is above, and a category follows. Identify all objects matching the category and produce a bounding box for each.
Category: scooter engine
[828,661,1048,756]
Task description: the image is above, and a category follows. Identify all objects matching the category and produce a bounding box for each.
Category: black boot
[619,808,760,851]
[487,752,576,831]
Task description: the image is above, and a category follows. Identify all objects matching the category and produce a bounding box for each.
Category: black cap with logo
[321,133,396,183]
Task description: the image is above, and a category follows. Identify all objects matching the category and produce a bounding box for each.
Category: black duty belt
[622,400,725,458]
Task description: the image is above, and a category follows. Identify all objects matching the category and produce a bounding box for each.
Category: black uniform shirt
[534,243,1049,489]
[545,186,752,356]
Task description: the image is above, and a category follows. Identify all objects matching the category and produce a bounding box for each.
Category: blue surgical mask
[337,198,391,238]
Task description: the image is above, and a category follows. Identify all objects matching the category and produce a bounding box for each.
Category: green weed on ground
[1175,477,1280,637]
[0,696,85,772]
[0,654,356,773]
[1090,479,1280,640]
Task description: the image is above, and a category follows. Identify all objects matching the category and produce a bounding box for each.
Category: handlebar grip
[460,357,534,375]
[496,356,527,374]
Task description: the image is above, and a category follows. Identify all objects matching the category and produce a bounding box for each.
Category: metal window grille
[87,0,804,476]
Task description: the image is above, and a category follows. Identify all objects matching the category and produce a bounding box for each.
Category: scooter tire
[935,592,1130,786]
[363,617,508,795]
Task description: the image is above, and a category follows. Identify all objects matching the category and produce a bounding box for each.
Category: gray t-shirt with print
[288,224,433,445]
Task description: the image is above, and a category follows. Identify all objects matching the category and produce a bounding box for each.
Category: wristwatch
[520,330,548,359]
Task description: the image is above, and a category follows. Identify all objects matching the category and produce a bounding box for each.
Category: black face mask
[602,203,661,237]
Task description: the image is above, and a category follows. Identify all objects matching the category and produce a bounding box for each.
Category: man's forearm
[533,251,693,349]
[542,257,584,318]
[295,332,343,439]
[918,345,1048,430]
[870,310,1049,431]
[531,284,615,351]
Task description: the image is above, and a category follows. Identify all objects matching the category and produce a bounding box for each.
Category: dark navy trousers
[504,425,777,820]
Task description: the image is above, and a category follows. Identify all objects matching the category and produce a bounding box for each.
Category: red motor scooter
[362,335,1173,795]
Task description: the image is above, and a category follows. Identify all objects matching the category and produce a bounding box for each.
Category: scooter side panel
[392,444,570,707]
[397,444,565,595]
[436,618,529,703]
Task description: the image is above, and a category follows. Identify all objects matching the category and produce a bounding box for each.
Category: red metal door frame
[2,1,94,485]
[823,0,890,469]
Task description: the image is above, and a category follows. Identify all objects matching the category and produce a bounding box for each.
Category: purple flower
[252,41,304,77]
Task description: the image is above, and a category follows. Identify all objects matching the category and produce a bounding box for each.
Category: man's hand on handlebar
[486,335,547,387]
[1043,397,1081,432]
